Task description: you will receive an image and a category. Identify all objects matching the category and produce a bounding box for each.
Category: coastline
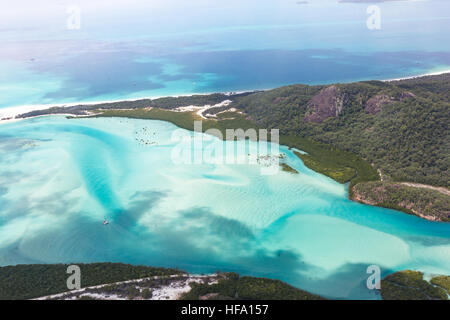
[0,90,258,124]
[0,96,182,124]
[2,69,450,125]
[382,68,450,82]
[1,71,448,222]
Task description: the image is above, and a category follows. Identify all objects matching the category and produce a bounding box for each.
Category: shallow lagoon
[0,116,449,299]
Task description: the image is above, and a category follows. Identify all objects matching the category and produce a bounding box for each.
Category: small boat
[103,219,109,225]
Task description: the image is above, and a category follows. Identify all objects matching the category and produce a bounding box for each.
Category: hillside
[15,74,450,221]
[231,74,449,187]
[228,74,449,220]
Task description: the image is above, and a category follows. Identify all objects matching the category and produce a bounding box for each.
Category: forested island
[16,74,450,221]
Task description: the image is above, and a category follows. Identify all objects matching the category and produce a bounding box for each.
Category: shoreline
[382,68,450,82]
[1,69,449,125]
[0,74,447,224]
[0,90,259,124]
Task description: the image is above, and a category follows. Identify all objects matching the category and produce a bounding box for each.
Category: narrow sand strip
[383,69,450,82]
[399,182,450,196]
[34,274,218,300]
[0,92,247,124]
[1,69,449,124]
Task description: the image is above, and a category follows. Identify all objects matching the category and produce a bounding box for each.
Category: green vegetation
[148,93,233,109]
[353,181,450,221]
[280,163,299,174]
[181,273,324,300]
[21,74,449,219]
[281,135,378,190]
[0,264,324,300]
[380,270,449,300]
[94,108,258,139]
[0,263,182,300]
[141,288,153,299]
[232,75,450,187]
[430,275,450,292]
[293,151,355,183]
[49,276,177,300]
[93,108,378,189]
[2,263,449,300]
[229,74,449,218]
[95,108,201,130]
[21,74,450,188]
[17,92,254,118]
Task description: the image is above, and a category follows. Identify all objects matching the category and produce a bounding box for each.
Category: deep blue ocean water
[0,0,450,108]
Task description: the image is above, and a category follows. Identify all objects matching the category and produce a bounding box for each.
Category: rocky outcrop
[304,86,346,123]
[365,94,393,115]
[400,91,416,100]
[365,91,415,115]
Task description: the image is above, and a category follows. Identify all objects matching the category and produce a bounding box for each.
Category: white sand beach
[383,69,450,82]
[0,90,247,124]
[0,95,189,124]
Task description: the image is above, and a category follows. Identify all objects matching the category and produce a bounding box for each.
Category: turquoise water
[1,0,450,300]
[0,116,449,299]
[1,0,450,108]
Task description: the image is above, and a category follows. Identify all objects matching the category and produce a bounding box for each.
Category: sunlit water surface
[0,116,449,299]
